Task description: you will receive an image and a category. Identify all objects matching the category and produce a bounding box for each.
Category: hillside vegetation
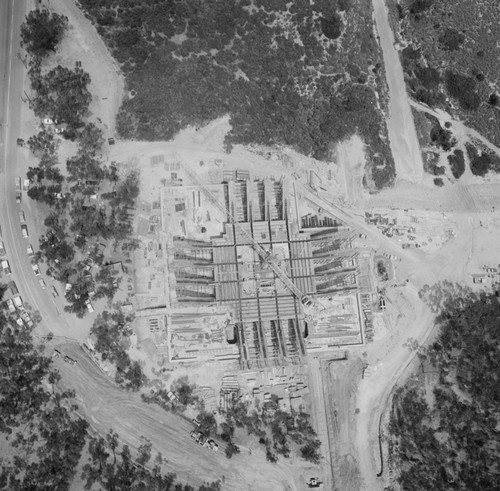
[388,284,500,490]
[396,0,500,175]
[78,0,395,189]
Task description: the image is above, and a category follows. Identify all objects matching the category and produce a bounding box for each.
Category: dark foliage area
[78,0,395,190]
[225,401,320,463]
[82,430,221,491]
[408,0,434,15]
[321,13,344,40]
[21,10,140,317]
[422,150,444,176]
[466,142,500,176]
[489,93,499,106]
[91,310,145,390]
[447,149,465,179]
[438,28,465,51]
[445,71,481,111]
[0,305,88,489]
[429,121,456,152]
[397,0,500,148]
[29,64,92,132]
[389,286,500,490]
[21,8,68,58]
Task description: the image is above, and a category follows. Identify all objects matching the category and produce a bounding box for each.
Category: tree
[438,28,465,51]
[170,376,198,406]
[445,71,481,111]
[224,442,240,459]
[447,149,465,179]
[30,65,92,130]
[320,13,343,40]
[21,8,68,59]
[300,440,321,463]
[78,122,104,156]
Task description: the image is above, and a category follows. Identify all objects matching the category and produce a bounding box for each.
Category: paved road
[373,0,424,183]
[0,0,68,331]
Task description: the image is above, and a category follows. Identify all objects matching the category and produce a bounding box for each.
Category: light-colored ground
[6,1,500,490]
[372,0,424,184]
[50,0,124,139]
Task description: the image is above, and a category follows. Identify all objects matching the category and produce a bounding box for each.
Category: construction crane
[181,163,314,310]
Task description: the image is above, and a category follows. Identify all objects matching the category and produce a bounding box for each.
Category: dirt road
[372,0,424,183]
[55,342,304,491]
[409,99,500,158]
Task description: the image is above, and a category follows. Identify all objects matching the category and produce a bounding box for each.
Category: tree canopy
[21,8,68,58]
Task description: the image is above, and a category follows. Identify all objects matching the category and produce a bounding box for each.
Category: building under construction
[162,172,363,368]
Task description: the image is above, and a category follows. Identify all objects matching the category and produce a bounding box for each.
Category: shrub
[415,66,441,90]
[447,149,465,179]
[300,440,321,463]
[409,0,434,15]
[445,71,481,111]
[438,28,465,51]
[430,123,456,151]
[21,8,68,58]
[433,177,444,187]
[225,442,240,459]
[320,13,343,40]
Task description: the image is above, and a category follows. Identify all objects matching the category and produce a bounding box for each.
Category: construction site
[160,162,365,368]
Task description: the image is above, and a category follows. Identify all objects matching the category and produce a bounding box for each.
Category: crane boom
[181,164,310,304]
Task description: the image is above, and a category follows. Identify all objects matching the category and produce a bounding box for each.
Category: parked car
[0,241,5,256]
[51,285,59,297]
[31,263,41,276]
[5,298,15,313]
[13,295,23,309]
[1,259,11,274]
[16,192,22,204]
[63,355,77,366]
[21,224,28,238]
[85,298,94,313]
[23,179,29,191]
[9,281,18,295]
[15,177,21,191]
[19,210,26,223]
[39,278,46,289]
[20,311,33,328]
[27,244,34,256]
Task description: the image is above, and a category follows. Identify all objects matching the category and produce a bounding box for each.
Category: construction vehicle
[181,163,316,314]
[307,477,321,488]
